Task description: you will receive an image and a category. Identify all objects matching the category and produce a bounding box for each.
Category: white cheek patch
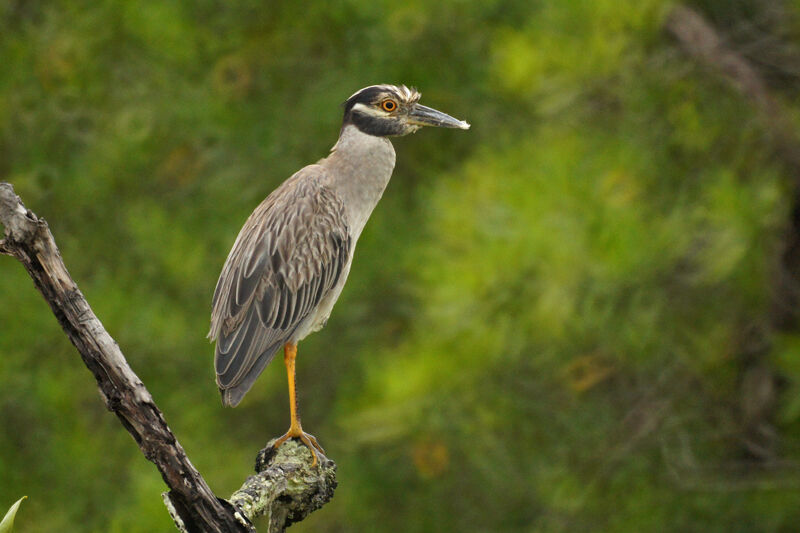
[351,102,391,117]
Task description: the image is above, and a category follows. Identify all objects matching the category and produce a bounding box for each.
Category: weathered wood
[0,182,250,532]
[0,182,336,531]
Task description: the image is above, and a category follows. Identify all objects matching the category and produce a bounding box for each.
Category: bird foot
[274,428,326,467]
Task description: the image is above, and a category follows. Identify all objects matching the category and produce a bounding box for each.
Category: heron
[209,84,469,464]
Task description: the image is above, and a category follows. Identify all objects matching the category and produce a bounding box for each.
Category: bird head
[342,84,470,137]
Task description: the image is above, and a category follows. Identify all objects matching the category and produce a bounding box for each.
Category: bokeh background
[3,0,800,531]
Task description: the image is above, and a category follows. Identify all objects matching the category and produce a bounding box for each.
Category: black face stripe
[341,85,422,137]
[343,87,394,114]
[347,110,407,136]
[342,88,400,136]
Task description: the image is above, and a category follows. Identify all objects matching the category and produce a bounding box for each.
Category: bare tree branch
[666,5,776,114]
[666,4,800,461]
[0,182,336,532]
[666,4,800,173]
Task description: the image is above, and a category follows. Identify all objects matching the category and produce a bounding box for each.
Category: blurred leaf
[0,496,26,533]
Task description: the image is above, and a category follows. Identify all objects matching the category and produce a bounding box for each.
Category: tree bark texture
[0,182,335,532]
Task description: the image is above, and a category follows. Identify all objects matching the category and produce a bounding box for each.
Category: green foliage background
[3,0,800,531]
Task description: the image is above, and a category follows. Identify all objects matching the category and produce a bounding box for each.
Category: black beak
[407,104,470,129]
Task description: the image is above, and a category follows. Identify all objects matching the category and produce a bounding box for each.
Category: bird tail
[217,345,282,407]
[220,387,245,407]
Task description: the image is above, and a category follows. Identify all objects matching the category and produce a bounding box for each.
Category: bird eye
[381,99,397,112]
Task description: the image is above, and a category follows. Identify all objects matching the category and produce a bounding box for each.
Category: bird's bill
[407,104,470,129]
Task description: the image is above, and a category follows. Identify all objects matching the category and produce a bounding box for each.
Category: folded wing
[209,165,351,406]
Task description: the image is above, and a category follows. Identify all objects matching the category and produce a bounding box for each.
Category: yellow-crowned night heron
[209,85,469,463]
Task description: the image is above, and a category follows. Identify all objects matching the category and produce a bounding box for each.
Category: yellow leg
[273,342,325,466]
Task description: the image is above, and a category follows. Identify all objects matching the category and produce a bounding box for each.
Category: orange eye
[381,99,397,112]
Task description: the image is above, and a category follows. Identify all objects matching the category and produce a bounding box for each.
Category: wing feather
[209,165,351,406]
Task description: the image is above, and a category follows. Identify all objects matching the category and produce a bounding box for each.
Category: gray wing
[209,164,351,406]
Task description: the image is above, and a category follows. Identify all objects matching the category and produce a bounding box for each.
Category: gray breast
[320,125,397,240]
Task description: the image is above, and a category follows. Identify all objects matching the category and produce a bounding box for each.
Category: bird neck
[321,125,397,239]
